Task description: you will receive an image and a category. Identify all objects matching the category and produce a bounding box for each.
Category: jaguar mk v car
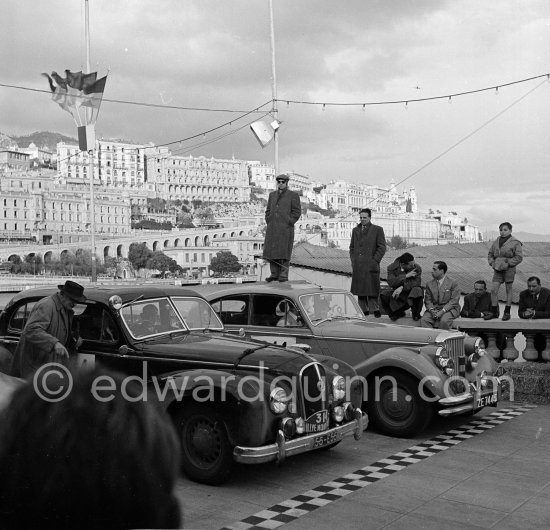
[194,281,505,438]
[0,286,364,485]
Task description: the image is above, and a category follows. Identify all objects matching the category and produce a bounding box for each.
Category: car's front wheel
[175,404,233,485]
[367,371,433,437]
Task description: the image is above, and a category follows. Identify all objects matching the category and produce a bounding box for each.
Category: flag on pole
[42,69,107,126]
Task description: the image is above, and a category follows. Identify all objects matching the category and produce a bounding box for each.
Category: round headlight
[332,375,346,401]
[467,346,486,369]
[280,417,296,438]
[269,387,289,414]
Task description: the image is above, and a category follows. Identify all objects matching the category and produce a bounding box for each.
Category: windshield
[171,297,224,331]
[121,297,185,339]
[299,292,365,325]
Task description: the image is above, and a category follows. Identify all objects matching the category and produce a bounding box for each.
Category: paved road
[176,402,549,530]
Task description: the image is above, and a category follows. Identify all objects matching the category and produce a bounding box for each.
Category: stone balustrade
[454,317,550,363]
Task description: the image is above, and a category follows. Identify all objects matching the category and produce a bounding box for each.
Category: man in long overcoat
[11,280,86,378]
[349,208,386,316]
[262,173,302,282]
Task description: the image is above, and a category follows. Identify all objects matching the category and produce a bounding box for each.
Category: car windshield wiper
[310,316,332,325]
[233,343,271,368]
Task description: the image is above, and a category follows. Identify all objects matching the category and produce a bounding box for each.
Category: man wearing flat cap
[11,280,86,378]
[263,173,302,282]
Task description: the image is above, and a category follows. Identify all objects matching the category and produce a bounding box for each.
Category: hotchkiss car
[195,281,506,437]
[0,285,364,485]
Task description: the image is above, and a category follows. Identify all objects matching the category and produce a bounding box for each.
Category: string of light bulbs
[276,72,550,109]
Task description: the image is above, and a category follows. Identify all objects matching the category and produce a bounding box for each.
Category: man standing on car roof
[262,173,302,282]
[10,280,86,378]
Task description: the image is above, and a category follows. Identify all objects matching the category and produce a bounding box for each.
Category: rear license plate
[477,392,498,408]
[311,430,341,449]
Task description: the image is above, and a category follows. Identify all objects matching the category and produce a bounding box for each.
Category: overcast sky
[2,0,550,234]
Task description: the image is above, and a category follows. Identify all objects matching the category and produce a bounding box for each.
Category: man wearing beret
[262,173,302,282]
[11,280,86,378]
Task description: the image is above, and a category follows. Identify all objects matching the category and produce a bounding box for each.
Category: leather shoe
[483,313,494,320]
[374,310,381,318]
[502,313,511,321]
[278,278,288,283]
[265,276,278,282]
[412,314,421,321]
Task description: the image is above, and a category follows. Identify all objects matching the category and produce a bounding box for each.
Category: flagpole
[269,0,278,176]
[85,0,97,282]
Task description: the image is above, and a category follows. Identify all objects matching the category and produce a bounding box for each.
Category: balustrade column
[541,333,550,362]
[522,332,539,362]
[485,332,501,360]
[502,333,519,361]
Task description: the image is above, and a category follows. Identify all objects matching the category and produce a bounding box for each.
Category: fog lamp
[332,406,344,423]
[280,417,296,438]
[332,375,346,401]
[295,417,305,434]
[435,347,455,376]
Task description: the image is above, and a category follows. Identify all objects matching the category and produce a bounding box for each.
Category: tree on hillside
[387,235,408,250]
[209,251,241,276]
[147,251,182,276]
[128,242,153,270]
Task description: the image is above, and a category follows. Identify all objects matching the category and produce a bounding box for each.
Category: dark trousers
[381,291,423,318]
[269,259,290,280]
[358,295,380,314]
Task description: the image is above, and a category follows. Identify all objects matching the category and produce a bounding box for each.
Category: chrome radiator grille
[300,362,327,418]
[444,336,465,376]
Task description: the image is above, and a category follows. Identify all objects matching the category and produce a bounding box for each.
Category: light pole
[269,0,278,175]
[85,0,97,282]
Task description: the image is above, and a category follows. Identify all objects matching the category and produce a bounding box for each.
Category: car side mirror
[118,344,137,356]
[293,343,311,352]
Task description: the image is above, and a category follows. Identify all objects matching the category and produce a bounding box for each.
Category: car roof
[5,284,208,306]
[194,281,347,299]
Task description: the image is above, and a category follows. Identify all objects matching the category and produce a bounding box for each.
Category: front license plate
[311,430,342,449]
[305,410,329,433]
[477,392,498,408]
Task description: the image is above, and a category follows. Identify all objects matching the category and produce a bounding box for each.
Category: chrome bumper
[233,409,366,465]
[437,375,506,417]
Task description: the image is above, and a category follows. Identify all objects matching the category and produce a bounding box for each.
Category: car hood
[140,332,316,373]
[317,319,462,345]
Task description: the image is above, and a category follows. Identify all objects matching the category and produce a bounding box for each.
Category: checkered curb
[220,405,536,530]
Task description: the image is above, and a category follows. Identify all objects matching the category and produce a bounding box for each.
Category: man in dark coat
[349,208,386,317]
[518,276,550,319]
[460,280,493,319]
[381,252,424,321]
[11,280,86,378]
[262,173,302,282]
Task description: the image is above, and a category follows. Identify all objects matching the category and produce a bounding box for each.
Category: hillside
[4,131,77,152]
[485,231,550,243]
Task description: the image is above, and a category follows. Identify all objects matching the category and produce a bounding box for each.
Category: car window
[76,303,120,343]
[171,297,224,331]
[211,296,249,326]
[251,295,293,327]
[274,299,304,328]
[300,292,364,325]
[121,298,185,339]
[8,300,38,332]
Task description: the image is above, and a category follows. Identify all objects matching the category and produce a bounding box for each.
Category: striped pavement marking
[220,405,537,530]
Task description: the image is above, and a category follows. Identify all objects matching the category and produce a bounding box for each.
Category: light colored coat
[423,275,461,317]
[488,235,523,271]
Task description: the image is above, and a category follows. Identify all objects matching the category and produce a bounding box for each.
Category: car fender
[353,346,447,399]
[160,368,276,447]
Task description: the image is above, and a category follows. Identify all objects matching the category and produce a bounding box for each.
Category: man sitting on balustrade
[460,280,494,320]
[518,276,550,319]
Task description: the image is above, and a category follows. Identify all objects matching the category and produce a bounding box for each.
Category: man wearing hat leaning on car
[11,280,86,378]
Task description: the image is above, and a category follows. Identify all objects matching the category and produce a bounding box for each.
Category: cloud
[2,0,550,233]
